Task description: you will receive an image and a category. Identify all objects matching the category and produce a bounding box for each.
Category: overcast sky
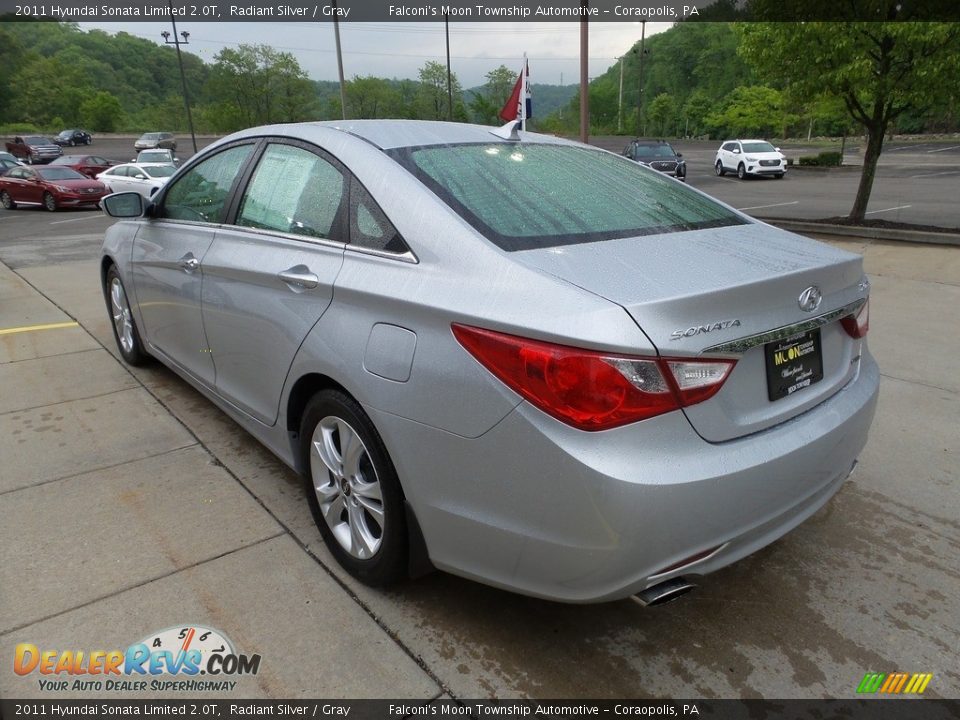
[78,21,672,88]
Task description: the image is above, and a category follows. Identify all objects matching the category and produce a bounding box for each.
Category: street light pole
[579,1,589,143]
[161,0,197,155]
[445,13,453,121]
[332,0,348,119]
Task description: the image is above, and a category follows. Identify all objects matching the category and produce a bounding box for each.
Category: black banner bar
[2,700,960,720]
[1,0,959,22]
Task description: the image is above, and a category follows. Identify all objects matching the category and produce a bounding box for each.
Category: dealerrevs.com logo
[14,625,261,693]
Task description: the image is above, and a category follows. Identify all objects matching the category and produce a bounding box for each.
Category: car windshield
[140,151,170,160]
[742,142,777,153]
[140,133,160,141]
[143,165,176,178]
[58,131,72,138]
[36,167,86,181]
[26,137,52,145]
[392,143,743,251]
[49,157,79,165]
[634,144,677,158]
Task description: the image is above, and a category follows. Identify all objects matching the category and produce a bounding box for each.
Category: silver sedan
[99,120,878,604]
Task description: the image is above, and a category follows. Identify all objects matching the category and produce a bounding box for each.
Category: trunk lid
[515,222,868,441]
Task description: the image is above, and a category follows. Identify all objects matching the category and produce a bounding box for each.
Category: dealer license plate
[764,329,824,401]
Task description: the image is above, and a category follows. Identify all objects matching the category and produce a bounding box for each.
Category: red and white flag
[499,56,532,129]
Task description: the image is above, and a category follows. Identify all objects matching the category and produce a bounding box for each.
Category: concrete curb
[758,218,960,247]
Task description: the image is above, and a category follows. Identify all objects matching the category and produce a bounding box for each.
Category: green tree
[683,90,712,137]
[347,76,400,119]
[470,65,517,125]
[80,91,123,132]
[646,93,676,136]
[417,61,463,121]
[207,44,318,131]
[704,85,788,138]
[739,19,960,221]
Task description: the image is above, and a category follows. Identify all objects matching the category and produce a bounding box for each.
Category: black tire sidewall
[715,160,723,176]
[43,192,56,212]
[300,389,408,586]
[0,191,12,210]
[738,164,746,179]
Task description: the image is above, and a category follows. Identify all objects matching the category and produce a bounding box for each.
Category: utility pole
[332,0,347,119]
[579,2,589,143]
[161,0,197,155]
[617,56,624,134]
[636,20,646,137]
[445,13,453,121]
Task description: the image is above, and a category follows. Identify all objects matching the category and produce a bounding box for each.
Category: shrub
[816,151,843,166]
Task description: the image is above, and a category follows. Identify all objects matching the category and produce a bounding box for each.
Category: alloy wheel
[110,277,135,354]
[310,416,385,560]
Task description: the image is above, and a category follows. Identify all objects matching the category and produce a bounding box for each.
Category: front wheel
[105,266,150,366]
[715,160,725,177]
[737,163,747,180]
[0,191,15,210]
[301,389,408,586]
[775,173,785,179]
[43,192,57,212]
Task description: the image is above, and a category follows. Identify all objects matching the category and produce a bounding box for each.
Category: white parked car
[97,163,176,198]
[715,140,786,179]
[133,149,179,166]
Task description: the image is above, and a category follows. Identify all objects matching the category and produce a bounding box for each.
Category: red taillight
[452,324,735,431]
[841,298,869,339]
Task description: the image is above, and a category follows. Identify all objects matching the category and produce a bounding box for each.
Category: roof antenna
[489,120,521,142]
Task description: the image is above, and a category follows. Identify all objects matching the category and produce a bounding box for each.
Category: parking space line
[50,215,103,225]
[737,201,800,211]
[865,204,913,215]
[926,145,960,153]
[0,321,79,336]
[908,170,959,179]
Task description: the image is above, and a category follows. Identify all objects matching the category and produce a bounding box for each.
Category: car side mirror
[102,192,145,218]
[134,174,147,180]
[775,147,781,152]
[733,148,741,154]
[676,153,683,157]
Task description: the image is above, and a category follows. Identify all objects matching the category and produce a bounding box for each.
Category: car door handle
[278,266,319,290]
[178,253,200,273]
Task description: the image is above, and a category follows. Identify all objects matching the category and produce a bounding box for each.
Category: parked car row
[623,138,788,181]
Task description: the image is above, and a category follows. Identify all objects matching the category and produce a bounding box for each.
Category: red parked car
[0,165,108,211]
[48,154,115,178]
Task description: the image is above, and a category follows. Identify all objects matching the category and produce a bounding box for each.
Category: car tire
[0,191,16,210]
[43,192,57,212]
[105,265,150,366]
[737,163,746,180]
[775,173,784,179]
[69,140,75,147]
[300,389,408,587]
[715,160,725,177]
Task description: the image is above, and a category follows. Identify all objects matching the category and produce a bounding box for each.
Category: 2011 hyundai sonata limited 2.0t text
[99,120,877,605]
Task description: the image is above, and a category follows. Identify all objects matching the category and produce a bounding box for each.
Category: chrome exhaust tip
[631,577,697,607]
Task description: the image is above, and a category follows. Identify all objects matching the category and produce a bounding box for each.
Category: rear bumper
[370,352,879,603]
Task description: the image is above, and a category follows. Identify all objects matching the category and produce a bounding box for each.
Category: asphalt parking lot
[1,168,959,700]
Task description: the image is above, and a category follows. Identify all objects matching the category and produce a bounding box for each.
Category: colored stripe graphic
[857,672,932,694]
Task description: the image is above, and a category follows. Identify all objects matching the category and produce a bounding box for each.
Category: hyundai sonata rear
[99,120,877,603]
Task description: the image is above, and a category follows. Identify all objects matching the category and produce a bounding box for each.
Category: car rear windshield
[26,137,52,144]
[37,167,85,180]
[391,143,744,250]
[144,165,176,178]
[742,142,777,153]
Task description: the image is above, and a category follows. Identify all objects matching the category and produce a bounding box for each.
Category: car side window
[236,143,346,241]
[349,177,409,254]
[161,144,253,223]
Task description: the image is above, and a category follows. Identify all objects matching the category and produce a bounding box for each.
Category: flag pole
[521,53,527,132]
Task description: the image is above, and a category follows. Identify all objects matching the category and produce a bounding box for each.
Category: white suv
[715,140,786,179]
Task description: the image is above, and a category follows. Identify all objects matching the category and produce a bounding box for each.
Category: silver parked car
[99,120,877,604]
